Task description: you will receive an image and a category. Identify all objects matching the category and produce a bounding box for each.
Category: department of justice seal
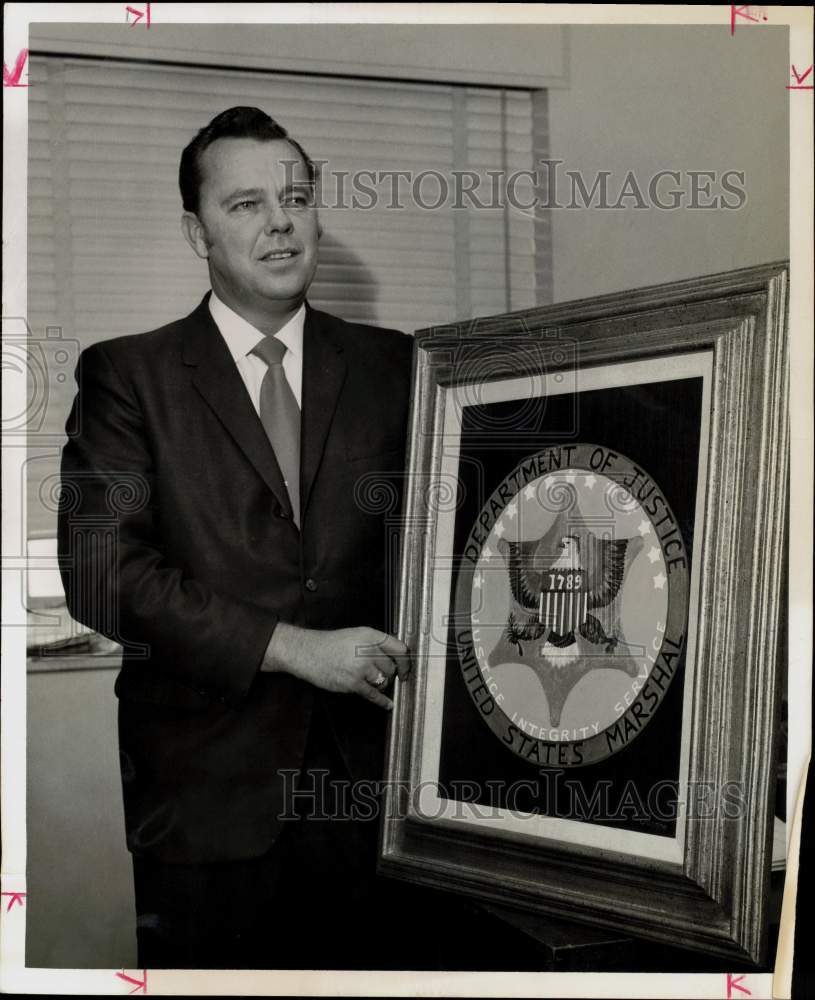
[454,444,690,767]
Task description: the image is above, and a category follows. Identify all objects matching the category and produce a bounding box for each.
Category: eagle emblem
[485,514,643,727]
[456,445,690,766]
[497,529,631,656]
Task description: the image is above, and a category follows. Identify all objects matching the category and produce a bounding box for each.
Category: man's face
[183,137,320,319]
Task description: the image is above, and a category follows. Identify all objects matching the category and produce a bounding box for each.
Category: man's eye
[232,200,257,211]
[283,195,310,208]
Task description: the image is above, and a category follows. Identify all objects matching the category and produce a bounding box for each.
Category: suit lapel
[300,305,347,519]
[182,295,293,518]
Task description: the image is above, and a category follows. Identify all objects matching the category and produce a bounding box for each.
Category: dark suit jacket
[58,294,414,864]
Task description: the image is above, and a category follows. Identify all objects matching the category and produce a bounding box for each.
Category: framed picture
[380,262,789,965]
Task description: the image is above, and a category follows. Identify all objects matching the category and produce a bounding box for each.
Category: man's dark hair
[179,106,318,214]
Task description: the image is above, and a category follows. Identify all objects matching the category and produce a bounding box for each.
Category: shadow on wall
[311,233,382,327]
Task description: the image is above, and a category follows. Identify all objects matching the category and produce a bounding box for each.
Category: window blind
[27,54,542,538]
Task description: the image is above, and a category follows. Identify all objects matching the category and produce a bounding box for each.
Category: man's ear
[181,212,210,260]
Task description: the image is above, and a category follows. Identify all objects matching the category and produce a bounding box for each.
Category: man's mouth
[260,249,299,261]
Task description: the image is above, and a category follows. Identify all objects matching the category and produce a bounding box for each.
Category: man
[58,107,422,970]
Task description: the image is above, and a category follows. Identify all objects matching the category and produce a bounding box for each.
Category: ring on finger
[371,670,388,689]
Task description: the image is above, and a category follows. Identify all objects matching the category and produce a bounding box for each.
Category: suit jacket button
[305,578,318,592]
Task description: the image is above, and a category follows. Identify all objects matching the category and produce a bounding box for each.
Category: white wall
[547,26,788,303]
[27,669,135,968]
[30,22,569,89]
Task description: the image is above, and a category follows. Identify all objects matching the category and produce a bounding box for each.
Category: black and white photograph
[1,4,811,997]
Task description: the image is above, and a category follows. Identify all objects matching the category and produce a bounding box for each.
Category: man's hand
[261,623,411,709]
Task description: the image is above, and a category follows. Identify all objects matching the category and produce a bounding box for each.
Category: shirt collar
[208,290,305,364]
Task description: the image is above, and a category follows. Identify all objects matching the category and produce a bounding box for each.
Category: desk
[433,888,783,972]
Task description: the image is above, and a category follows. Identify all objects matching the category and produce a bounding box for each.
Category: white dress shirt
[208,291,305,411]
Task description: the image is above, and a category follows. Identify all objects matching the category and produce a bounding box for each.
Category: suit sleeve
[57,342,275,707]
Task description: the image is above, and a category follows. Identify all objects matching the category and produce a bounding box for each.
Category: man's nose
[263,203,293,234]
